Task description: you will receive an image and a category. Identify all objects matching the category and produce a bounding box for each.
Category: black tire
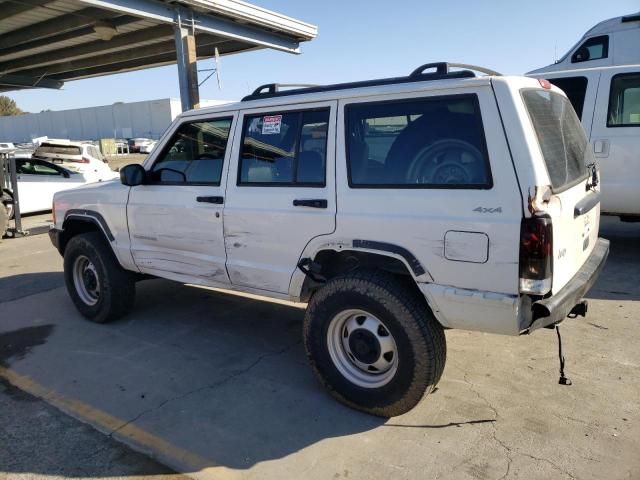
[303,269,446,417]
[63,232,135,323]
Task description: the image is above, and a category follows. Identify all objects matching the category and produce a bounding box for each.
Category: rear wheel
[64,232,135,323]
[303,269,446,417]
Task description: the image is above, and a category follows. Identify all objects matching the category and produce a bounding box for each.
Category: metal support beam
[0,7,118,49]
[0,0,54,22]
[174,9,199,111]
[0,15,141,59]
[77,0,302,53]
[15,35,223,79]
[50,40,243,81]
[0,74,63,89]
[0,25,174,73]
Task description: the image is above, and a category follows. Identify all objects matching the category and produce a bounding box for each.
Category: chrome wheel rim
[72,255,100,306]
[327,309,398,388]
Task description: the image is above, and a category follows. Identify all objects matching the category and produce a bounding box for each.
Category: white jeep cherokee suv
[50,63,609,417]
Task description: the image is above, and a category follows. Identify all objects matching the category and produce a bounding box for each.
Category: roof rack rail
[250,83,320,96]
[241,62,501,102]
[621,13,640,23]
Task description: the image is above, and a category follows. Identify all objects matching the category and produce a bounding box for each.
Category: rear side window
[150,118,232,184]
[346,95,492,188]
[522,90,589,191]
[607,73,640,127]
[239,109,329,186]
[36,144,81,156]
[571,35,608,63]
[548,77,588,119]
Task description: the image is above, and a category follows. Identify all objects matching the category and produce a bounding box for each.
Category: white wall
[0,98,227,143]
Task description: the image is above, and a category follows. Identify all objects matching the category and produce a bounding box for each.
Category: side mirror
[120,163,146,186]
[61,170,70,178]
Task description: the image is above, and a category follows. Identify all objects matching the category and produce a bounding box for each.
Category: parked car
[127,138,153,153]
[50,62,608,417]
[14,158,94,214]
[138,141,156,154]
[32,140,115,182]
[0,142,15,152]
[528,13,640,221]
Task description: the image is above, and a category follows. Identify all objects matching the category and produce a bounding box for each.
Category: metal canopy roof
[0,0,317,93]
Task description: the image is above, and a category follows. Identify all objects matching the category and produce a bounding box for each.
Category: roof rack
[621,13,640,23]
[241,62,501,102]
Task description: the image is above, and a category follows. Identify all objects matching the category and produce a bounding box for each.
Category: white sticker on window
[262,115,282,135]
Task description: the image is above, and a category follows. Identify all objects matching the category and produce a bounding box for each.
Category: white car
[50,63,609,417]
[14,158,93,214]
[139,141,156,154]
[0,142,15,152]
[528,13,640,220]
[33,140,116,182]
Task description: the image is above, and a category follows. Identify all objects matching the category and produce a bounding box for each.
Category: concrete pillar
[174,8,200,111]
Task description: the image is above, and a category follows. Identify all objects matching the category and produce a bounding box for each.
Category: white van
[528,13,640,220]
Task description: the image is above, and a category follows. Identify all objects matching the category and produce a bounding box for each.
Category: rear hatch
[34,143,82,163]
[522,88,600,294]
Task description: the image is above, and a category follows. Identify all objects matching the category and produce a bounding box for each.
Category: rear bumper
[527,237,610,331]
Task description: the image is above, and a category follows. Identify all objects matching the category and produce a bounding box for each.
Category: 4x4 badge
[473,207,503,213]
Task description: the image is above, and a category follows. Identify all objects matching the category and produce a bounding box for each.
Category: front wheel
[303,270,446,417]
[64,232,135,323]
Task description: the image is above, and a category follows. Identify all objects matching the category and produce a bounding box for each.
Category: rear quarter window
[522,90,589,191]
[345,94,492,188]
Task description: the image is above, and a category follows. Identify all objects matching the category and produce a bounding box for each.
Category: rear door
[590,67,640,215]
[522,88,600,293]
[223,101,337,294]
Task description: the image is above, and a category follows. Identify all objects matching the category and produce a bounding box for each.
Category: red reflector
[79,156,91,163]
[538,78,552,89]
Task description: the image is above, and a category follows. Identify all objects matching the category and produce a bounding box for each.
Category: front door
[127,115,236,285]
[223,101,337,294]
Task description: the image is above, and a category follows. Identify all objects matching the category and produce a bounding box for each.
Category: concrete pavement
[0,218,638,480]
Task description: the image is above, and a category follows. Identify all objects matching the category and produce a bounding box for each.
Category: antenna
[198,47,222,90]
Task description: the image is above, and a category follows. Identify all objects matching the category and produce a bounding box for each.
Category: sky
[5,0,638,113]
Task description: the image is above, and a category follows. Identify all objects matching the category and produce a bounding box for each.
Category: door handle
[293,199,327,209]
[196,195,224,204]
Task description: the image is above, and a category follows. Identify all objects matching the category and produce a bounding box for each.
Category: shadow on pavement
[0,278,388,474]
[0,271,63,303]
[589,218,640,301]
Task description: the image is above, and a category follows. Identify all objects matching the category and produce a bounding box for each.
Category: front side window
[346,95,492,188]
[16,160,62,176]
[548,77,588,119]
[522,90,589,191]
[571,35,609,63]
[239,109,329,186]
[607,73,640,127]
[150,118,232,184]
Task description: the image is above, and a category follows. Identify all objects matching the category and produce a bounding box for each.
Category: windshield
[522,89,590,191]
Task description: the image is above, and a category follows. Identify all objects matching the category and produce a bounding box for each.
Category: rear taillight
[519,215,553,295]
[79,156,91,163]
